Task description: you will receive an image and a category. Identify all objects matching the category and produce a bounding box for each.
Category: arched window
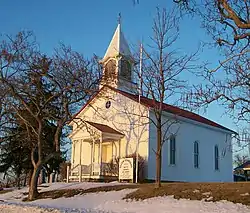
[194,141,199,168]
[104,59,117,81]
[214,145,219,170]
[120,59,131,81]
[170,135,176,165]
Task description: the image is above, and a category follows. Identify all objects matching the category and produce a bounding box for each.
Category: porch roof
[234,161,250,171]
[86,121,124,136]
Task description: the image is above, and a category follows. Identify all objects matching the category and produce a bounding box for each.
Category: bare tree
[0,84,8,137]
[234,154,249,167]
[234,153,249,178]
[135,8,197,187]
[173,1,249,123]
[0,32,100,200]
[233,128,250,155]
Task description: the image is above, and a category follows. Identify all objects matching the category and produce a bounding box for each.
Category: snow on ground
[0,203,61,213]
[0,182,250,213]
[0,181,128,202]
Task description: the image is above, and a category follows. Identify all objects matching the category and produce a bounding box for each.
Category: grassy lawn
[24,182,250,206]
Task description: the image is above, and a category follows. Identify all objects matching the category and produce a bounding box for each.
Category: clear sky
[1,0,244,151]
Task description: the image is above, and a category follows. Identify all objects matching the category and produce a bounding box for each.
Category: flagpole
[136,42,143,184]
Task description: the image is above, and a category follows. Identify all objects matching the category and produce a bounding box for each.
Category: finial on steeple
[118,13,122,25]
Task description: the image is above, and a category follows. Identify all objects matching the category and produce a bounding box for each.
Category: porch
[69,162,118,181]
[68,121,124,182]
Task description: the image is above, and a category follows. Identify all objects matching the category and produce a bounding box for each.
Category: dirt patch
[124,182,250,206]
[23,184,139,201]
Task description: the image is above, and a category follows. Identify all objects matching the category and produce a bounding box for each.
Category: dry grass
[125,182,250,206]
[0,189,13,194]
[23,184,139,201]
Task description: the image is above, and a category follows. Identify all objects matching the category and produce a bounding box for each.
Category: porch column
[91,139,95,175]
[79,140,82,165]
[112,141,114,161]
[99,134,103,175]
[98,143,100,163]
[79,140,82,182]
[72,142,75,164]
[118,139,121,158]
[90,140,93,176]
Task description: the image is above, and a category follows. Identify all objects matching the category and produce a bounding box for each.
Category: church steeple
[99,20,136,93]
[101,23,132,63]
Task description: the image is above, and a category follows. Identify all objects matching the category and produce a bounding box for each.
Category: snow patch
[202,192,211,196]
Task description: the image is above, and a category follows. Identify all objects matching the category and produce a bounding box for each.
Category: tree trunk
[23,171,28,187]
[28,166,41,201]
[155,122,162,188]
[28,169,33,187]
[54,122,63,152]
[16,174,21,189]
[47,171,51,183]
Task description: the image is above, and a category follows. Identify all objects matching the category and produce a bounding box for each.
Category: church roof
[116,88,236,134]
[101,23,132,63]
[71,86,236,134]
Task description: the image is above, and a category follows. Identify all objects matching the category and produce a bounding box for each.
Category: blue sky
[1,0,243,145]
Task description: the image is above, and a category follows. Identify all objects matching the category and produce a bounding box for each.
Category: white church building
[68,23,235,182]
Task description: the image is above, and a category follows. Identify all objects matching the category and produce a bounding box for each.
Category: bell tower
[99,21,136,93]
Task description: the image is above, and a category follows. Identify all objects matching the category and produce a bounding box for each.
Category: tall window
[214,145,219,170]
[194,141,199,168]
[170,135,176,165]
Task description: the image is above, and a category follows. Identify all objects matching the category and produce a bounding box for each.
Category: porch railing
[67,162,118,182]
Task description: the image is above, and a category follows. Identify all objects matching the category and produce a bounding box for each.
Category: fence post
[66,165,70,183]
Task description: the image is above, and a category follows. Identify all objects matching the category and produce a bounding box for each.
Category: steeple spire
[101,17,132,63]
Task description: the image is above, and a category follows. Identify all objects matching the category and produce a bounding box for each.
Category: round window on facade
[105,101,111,109]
